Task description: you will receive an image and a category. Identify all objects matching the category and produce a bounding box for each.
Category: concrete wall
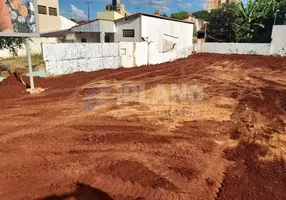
[119,42,135,68]
[134,42,148,67]
[202,43,271,55]
[270,25,286,56]
[0,37,58,59]
[148,42,177,65]
[43,41,193,76]
[120,41,192,68]
[115,17,141,43]
[141,15,193,52]
[42,43,121,76]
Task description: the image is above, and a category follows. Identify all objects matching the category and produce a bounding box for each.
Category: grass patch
[3,53,43,69]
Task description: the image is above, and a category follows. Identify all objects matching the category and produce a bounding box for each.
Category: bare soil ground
[0,54,285,200]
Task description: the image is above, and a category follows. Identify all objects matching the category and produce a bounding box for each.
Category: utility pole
[85,1,92,21]
[273,3,280,26]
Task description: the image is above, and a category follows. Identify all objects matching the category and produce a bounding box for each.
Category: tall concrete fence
[202,43,271,55]
[42,42,193,76]
[42,43,121,76]
[270,25,286,56]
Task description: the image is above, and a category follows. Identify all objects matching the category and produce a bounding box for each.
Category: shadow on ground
[38,183,113,200]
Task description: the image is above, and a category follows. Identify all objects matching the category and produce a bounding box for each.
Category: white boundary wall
[202,43,271,55]
[42,42,193,76]
[120,42,192,68]
[42,43,121,76]
[270,25,286,56]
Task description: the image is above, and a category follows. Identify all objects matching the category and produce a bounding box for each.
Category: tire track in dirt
[1,54,286,200]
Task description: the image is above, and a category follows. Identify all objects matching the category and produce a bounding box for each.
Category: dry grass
[0,53,44,73]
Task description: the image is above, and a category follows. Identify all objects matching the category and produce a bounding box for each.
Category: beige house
[207,0,240,11]
[97,0,129,20]
[97,11,124,21]
[37,0,61,32]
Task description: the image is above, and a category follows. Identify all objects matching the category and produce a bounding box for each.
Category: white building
[42,13,194,53]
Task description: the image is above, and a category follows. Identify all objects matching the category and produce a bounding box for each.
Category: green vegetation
[191,10,211,21]
[207,3,240,42]
[171,0,286,43]
[0,37,26,56]
[2,53,43,70]
[170,11,189,20]
[161,13,169,17]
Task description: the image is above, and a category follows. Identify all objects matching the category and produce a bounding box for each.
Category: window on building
[105,35,111,42]
[49,7,58,16]
[123,29,135,38]
[38,5,47,15]
[81,38,87,43]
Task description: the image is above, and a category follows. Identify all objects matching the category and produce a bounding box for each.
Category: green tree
[206,3,240,42]
[170,11,189,20]
[206,0,286,43]
[191,10,211,21]
[70,18,79,23]
[256,0,286,42]
[0,37,26,56]
[235,0,275,42]
[161,13,169,17]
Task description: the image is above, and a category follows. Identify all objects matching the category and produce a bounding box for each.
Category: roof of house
[114,13,195,24]
[40,13,194,37]
[71,18,114,28]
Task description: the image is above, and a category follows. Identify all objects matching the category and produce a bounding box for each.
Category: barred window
[49,7,58,16]
[38,5,47,15]
[123,29,135,38]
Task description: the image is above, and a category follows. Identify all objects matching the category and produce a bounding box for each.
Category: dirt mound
[0,74,27,98]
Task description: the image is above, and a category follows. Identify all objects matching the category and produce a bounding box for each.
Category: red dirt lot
[0,53,286,200]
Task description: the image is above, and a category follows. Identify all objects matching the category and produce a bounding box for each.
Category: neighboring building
[37,0,61,32]
[97,0,129,20]
[37,0,76,32]
[207,0,240,11]
[114,13,194,52]
[183,16,205,32]
[60,16,77,30]
[104,0,128,16]
[41,13,194,53]
[97,11,124,21]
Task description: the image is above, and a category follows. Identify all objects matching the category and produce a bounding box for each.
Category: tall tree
[235,0,275,42]
[206,3,240,42]
[170,11,189,20]
[206,0,286,43]
[191,10,211,21]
